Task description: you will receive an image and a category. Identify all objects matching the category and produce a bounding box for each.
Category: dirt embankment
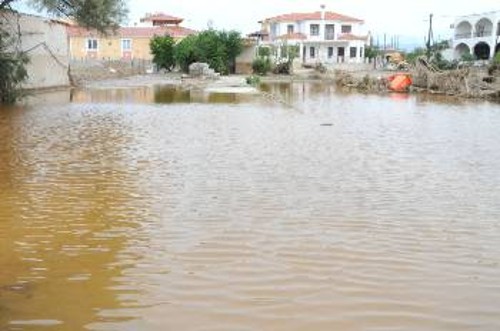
[411,60,500,99]
[332,61,500,100]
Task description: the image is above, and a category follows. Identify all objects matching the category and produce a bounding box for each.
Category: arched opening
[496,43,500,56]
[455,21,472,39]
[475,18,493,37]
[455,43,471,59]
[474,42,491,60]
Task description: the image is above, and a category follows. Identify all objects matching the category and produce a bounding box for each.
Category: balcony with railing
[474,30,493,37]
[455,32,472,40]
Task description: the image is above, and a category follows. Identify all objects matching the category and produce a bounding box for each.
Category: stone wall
[1,11,70,89]
[69,59,153,85]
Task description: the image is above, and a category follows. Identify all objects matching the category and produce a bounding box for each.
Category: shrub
[245,75,260,85]
[150,34,176,71]
[460,53,476,63]
[273,61,292,74]
[257,47,271,57]
[495,52,500,64]
[252,57,271,76]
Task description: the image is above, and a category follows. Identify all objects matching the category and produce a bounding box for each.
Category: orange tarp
[388,74,412,92]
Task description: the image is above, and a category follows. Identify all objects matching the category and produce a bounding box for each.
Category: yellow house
[67,13,196,61]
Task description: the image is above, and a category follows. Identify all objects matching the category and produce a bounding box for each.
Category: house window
[86,38,98,50]
[287,24,294,34]
[121,39,132,51]
[325,24,335,40]
[310,24,320,36]
[328,47,334,58]
[360,47,364,58]
[310,46,316,58]
[350,47,357,58]
[341,25,352,34]
[271,24,278,39]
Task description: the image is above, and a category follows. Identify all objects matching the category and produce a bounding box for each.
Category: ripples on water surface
[1,83,500,331]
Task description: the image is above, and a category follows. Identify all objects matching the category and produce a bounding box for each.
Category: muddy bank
[411,60,500,99]
[332,63,500,100]
[80,74,259,94]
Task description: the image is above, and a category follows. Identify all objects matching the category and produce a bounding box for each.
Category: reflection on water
[69,85,259,104]
[1,82,500,331]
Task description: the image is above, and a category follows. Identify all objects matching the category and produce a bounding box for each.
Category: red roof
[337,33,368,41]
[277,33,307,40]
[265,11,363,23]
[67,26,197,38]
[140,13,183,23]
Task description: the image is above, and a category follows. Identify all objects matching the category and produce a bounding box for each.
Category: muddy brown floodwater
[1,82,500,331]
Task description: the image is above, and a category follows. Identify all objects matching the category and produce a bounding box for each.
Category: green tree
[219,30,243,74]
[174,29,243,74]
[0,28,28,103]
[29,0,127,33]
[364,46,380,59]
[175,34,198,73]
[150,34,175,71]
[194,30,224,73]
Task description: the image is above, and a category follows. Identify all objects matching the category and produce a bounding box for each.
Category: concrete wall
[235,43,257,74]
[302,40,365,65]
[69,59,153,85]
[2,12,70,89]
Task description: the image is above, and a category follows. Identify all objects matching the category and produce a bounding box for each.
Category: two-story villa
[259,6,369,65]
[453,11,500,60]
[68,13,196,61]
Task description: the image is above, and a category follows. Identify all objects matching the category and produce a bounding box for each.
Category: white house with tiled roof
[259,5,370,65]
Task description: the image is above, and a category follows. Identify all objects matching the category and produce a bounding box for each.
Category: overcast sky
[128,0,498,46]
[14,0,500,47]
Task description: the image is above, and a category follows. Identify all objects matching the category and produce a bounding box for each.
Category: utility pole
[426,13,434,59]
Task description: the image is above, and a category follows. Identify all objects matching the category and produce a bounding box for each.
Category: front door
[338,47,345,63]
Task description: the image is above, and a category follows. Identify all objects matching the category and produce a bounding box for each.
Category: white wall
[271,20,365,41]
[302,40,365,65]
[2,12,70,89]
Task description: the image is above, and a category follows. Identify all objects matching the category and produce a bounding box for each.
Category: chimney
[320,4,326,20]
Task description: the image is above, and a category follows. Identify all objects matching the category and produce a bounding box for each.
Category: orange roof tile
[140,12,183,23]
[265,11,363,23]
[337,33,369,41]
[67,26,197,38]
